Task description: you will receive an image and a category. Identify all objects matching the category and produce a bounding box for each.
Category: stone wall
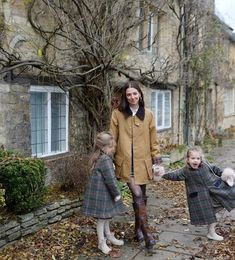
[0,82,31,156]
[0,198,82,250]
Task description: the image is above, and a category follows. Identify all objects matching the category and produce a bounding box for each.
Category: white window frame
[224,87,235,116]
[146,13,154,52]
[136,4,154,52]
[30,85,69,157]
[151,90,172,130]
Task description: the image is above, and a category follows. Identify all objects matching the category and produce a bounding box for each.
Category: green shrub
[0,152,46,214]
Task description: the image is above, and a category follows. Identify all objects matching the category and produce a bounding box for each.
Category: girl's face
[187,151,202,169]
[106,139,116,156]
[126,87,141,107]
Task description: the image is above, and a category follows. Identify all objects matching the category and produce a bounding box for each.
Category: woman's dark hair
[118,81,145,114]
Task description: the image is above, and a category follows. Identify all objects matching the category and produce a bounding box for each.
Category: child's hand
[152,164,165,181]
[114,195,121,202]
[221,168,235,187]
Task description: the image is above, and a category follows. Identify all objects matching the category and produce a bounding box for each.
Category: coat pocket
[189,191,198,198]
[114,155,124,178]
[144,158,153,179]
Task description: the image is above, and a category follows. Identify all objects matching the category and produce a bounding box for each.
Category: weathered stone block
[48,215,62,224]
[0,239,7,248]
[17,213,34,223]
[7,231,21,242]
[6,225,20,236]
[46,202,60,211]
[21,218,38,229]
[4,221,19,231]
[60,199,72,206]
[58,206,66,214]
[46,210,58,219]
[34,207,47,216]
[62,209,74,218]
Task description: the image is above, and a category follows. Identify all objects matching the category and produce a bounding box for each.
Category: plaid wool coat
[162,162,235,225]
[82,153,126,219]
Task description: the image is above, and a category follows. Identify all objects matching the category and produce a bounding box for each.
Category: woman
[110,81,161,250]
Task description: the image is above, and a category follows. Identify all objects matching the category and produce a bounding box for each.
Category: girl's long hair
[118,81,145,117]
[89,131,115,170]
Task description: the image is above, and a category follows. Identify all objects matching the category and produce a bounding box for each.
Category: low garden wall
[0,197,82,249]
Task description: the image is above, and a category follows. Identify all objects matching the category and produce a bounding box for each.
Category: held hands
[152,164,165,181]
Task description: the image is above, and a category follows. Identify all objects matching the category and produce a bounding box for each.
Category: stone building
[223,28,235,129]
[0,0,234,184]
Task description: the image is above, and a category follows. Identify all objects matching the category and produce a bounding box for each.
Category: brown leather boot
[138,202,156,249]
[132,203,144,242]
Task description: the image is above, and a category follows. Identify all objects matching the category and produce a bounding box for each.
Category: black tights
[127,177,146,204]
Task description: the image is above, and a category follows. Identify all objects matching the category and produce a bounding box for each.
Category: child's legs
[104,219,124,246]
[104,219,112,236]
[96,219,106,241]
[96,219,112,253]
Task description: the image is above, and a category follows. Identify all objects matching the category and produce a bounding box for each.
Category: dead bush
[51,153,90,195]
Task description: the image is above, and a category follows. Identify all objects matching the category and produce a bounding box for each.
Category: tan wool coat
[110,108,160,184]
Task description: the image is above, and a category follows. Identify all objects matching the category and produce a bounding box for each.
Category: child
[155,146,235,241]
[82,131,126,255]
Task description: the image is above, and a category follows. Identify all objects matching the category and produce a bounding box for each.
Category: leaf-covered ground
[0,181,234,259]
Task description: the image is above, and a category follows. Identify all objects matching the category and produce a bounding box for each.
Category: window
[151,90,171,130]
[30,86,69,157]
[147,13,154,51]
[136,2,155,52]
[224,87,235,116]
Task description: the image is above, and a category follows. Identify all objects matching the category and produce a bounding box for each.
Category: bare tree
[0,0,177,145]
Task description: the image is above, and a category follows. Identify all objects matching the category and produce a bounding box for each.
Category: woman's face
[187,151,202,169]
[126,87,141,107]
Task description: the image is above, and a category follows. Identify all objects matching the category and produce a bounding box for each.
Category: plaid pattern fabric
[163,163,235,225]
[82,154,126,219]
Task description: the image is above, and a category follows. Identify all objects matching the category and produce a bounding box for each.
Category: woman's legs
[104,219,124,246]
[129,179,146,242]
[96,219,112,254]
[128,177,155,249]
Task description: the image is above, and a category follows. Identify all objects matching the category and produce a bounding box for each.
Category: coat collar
[126,106,145,121]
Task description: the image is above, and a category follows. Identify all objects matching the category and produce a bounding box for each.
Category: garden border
[0,197,82,249]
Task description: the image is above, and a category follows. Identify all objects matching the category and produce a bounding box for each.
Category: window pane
[151,92,156,111]
[51,93,67,153]
[157,93,163,127]
[224,88,234,115]
[164,92,170,126]
[147,14,153,51]
[30,92,48,155]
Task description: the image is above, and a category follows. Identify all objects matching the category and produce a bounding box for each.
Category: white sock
[97,219,112,254]
[104,219,124,246]
[207,223,223,241]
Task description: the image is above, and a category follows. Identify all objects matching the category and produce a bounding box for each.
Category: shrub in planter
[0,154,46,214]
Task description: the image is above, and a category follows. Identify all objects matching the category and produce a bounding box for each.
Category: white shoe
[207,223,223,241]
[106,233,124,246]
[207,232,224,241]
[98,239,112,254]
